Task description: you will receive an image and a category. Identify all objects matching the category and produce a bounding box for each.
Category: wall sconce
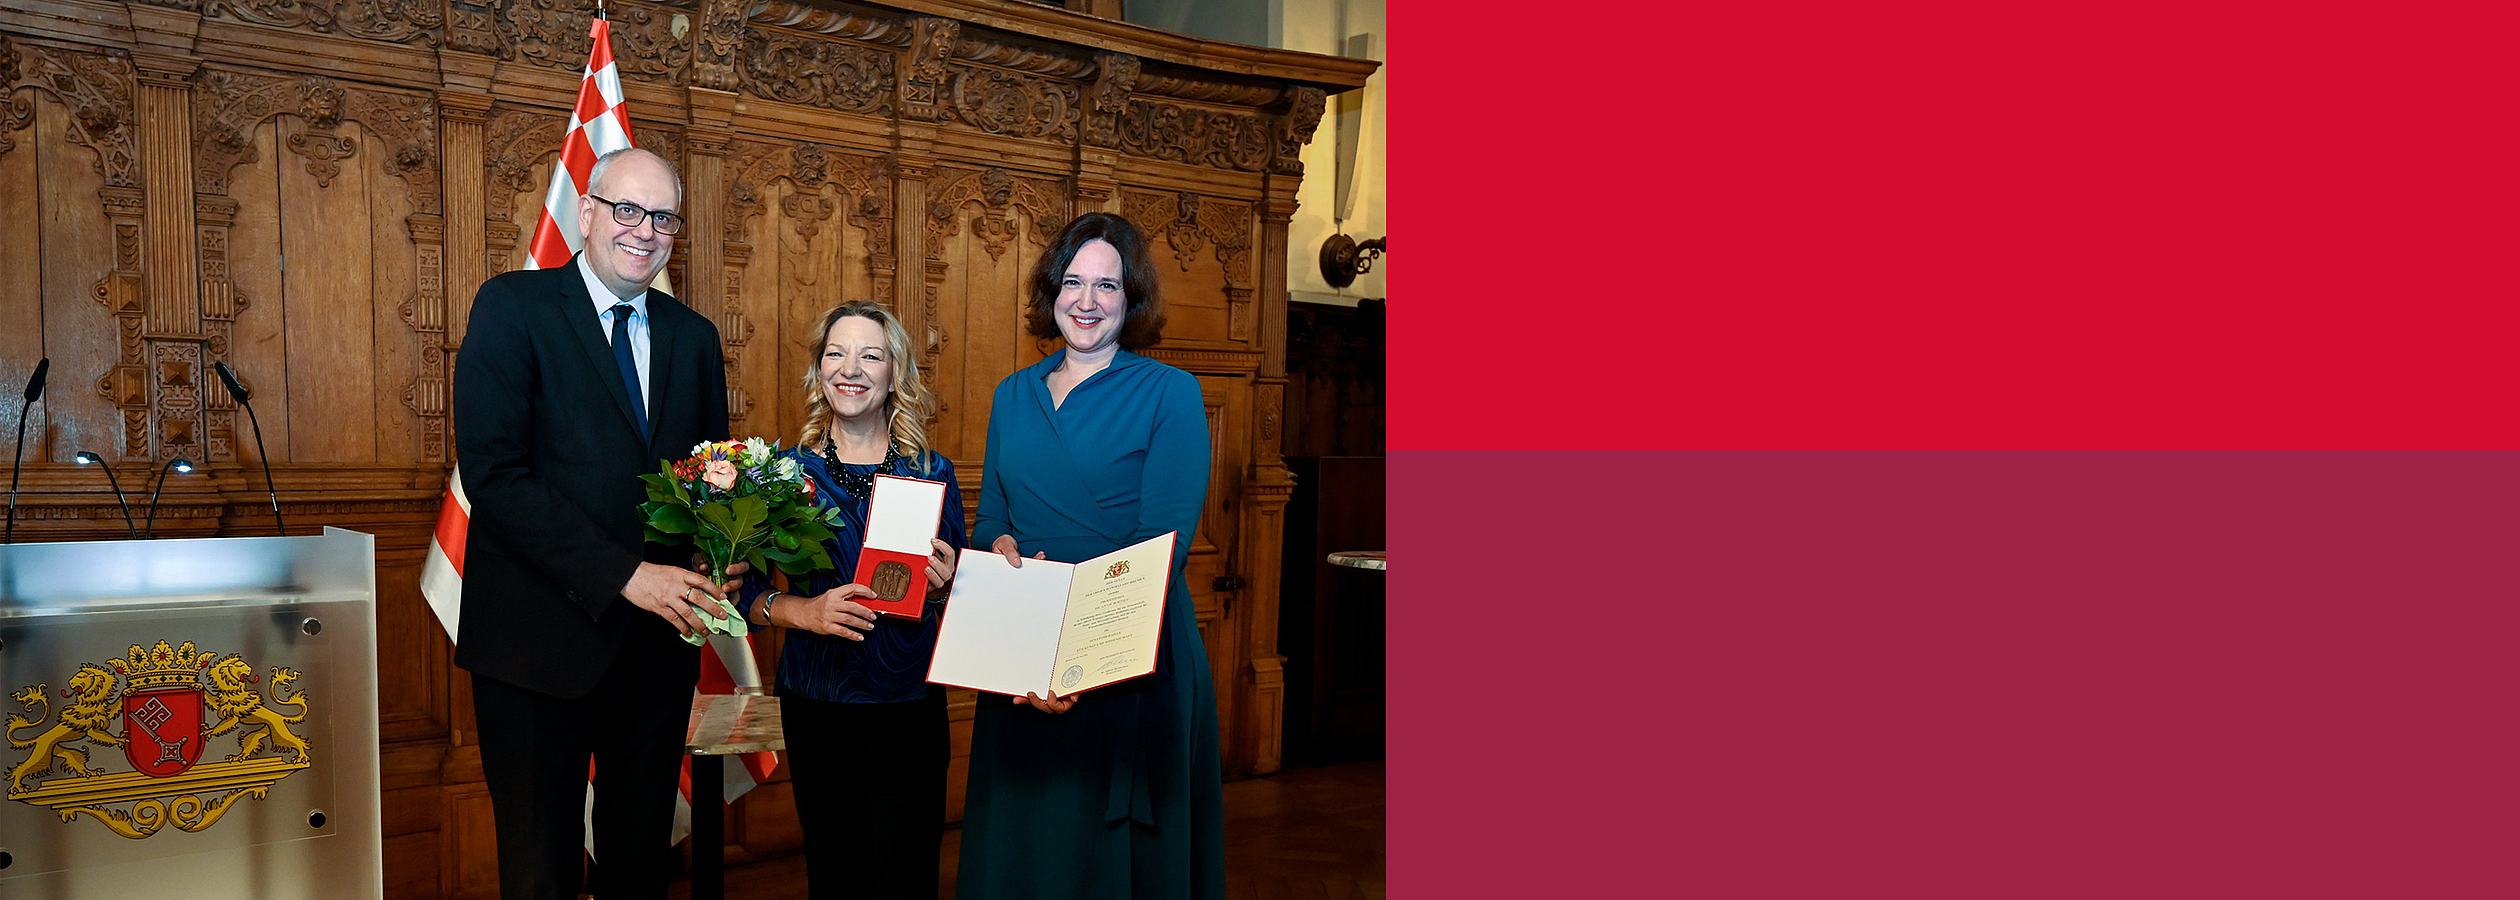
[1319,233,1386,289]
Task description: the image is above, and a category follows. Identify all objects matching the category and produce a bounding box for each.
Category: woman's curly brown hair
[1025,211,1166,351]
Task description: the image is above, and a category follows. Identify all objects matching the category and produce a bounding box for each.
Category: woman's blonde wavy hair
[797,301,935,475]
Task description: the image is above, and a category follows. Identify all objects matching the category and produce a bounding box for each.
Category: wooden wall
[0,1,1371,895]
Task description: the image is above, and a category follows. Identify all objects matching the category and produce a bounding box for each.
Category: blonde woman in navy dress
[957,212,1224,900]
[733,300,965,900]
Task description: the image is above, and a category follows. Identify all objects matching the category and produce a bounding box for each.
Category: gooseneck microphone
[144,457,195,539]
[8,357,50,544]
[213,361,285,535]
[74,451,139,539]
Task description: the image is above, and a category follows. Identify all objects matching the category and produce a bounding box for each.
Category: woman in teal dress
[956,211,1224,900]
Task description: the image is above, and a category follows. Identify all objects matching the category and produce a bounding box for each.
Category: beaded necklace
[817,436,900,499]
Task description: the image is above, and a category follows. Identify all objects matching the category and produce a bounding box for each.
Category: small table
[1327,550,1386,571]
[686,692,784,900]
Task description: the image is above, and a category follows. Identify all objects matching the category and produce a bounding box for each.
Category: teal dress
[956,351,1224,900]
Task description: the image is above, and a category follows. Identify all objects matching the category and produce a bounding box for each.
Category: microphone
[144,457,195,539]
[213,361,285,535]
[8,357,49,544]
[212,359,247,402]
[74,451,138,539]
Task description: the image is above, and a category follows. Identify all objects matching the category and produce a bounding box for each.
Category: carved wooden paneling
[220,117,291,461]
[0,1,1371,892]
[479,105,562,278]
[193,69,439,464]
[1122,188,1255,347]
[920,164,1066,460]
[0,36,143,463]
[722,138,893,443]
[1188,373,1249,705]
[199,0,446,46]
[0,59,126,465]
[743,25,897,117]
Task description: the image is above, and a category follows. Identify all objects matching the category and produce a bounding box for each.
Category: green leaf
[729,495,769,534]
[695,501,739,535]
[646,503,699,535]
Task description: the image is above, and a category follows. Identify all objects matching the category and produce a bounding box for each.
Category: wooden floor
[666,760,1386,900]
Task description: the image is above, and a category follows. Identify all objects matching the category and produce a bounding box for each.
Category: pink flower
[703,459,738,491]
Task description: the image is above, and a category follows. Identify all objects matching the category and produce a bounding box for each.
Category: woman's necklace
[818,436,900,499]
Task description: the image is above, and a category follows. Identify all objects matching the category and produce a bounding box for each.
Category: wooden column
[128,7,206,464]
[129,7,201,340]
[681,92,736,323]
[1236,181,1306,776]
[685,86,741,432]
[896,13,956,388]
[435,49,496,357]
[892,146,939,374]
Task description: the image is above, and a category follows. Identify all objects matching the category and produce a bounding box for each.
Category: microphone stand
[213,362,285,535]
[144,457,195,539]
[74,451,139,539]
[8,357,50,544]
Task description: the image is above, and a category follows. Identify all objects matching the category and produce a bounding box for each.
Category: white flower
[774,457,799,480]
[742,437,773,467]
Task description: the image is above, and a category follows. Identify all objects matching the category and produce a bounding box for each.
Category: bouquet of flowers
[638,438,845,645]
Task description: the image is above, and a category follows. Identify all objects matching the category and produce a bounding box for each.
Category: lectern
[0,527,381,899]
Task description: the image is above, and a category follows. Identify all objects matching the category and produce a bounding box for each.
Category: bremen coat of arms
[6,639,314,839]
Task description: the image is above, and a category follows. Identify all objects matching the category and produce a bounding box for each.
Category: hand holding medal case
[852,474,947,619]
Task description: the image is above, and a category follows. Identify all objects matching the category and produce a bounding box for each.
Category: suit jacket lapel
[645,292,683,456]
[555,258,649,444]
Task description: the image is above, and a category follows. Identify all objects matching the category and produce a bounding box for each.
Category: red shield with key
[123,685,206,777]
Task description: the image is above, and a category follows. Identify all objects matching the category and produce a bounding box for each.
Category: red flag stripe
[573,90,612,133]
[430,483,468,575]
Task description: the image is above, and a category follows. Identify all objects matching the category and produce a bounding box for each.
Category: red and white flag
[522,9,632,271]
[418,465,470,637]
[416,9,773,857]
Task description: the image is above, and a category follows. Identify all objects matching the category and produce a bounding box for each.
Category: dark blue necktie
[608,303,648,438]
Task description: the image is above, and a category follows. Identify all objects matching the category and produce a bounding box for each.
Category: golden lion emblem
[6,663,125,794]
[9,640,319,840]
[201,655,309,764]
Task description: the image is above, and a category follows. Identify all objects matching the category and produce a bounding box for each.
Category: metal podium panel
[0,528,381,900]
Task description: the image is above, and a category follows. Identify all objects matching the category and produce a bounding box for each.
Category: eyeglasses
[586,194,684,236]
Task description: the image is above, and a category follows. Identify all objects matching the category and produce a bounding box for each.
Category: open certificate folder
[854,474,948,619]
[927,531,1176,697]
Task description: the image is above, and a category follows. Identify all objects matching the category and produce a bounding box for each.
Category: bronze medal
[872,560,912,603]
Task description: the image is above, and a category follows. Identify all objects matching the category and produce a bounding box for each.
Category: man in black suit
[453,147,738,900]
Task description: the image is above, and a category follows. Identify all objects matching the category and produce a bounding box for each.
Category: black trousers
[778,684,950,900]
[473,626,698,900]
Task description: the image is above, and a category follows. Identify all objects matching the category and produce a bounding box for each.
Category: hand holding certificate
[927,532,1176,698]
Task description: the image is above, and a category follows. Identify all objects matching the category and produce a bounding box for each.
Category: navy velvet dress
[744,447,964,703]
[736,446,965,900]
[956,350,1224,900]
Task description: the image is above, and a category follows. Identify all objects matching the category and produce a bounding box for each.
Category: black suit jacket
[451,259,729,699]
